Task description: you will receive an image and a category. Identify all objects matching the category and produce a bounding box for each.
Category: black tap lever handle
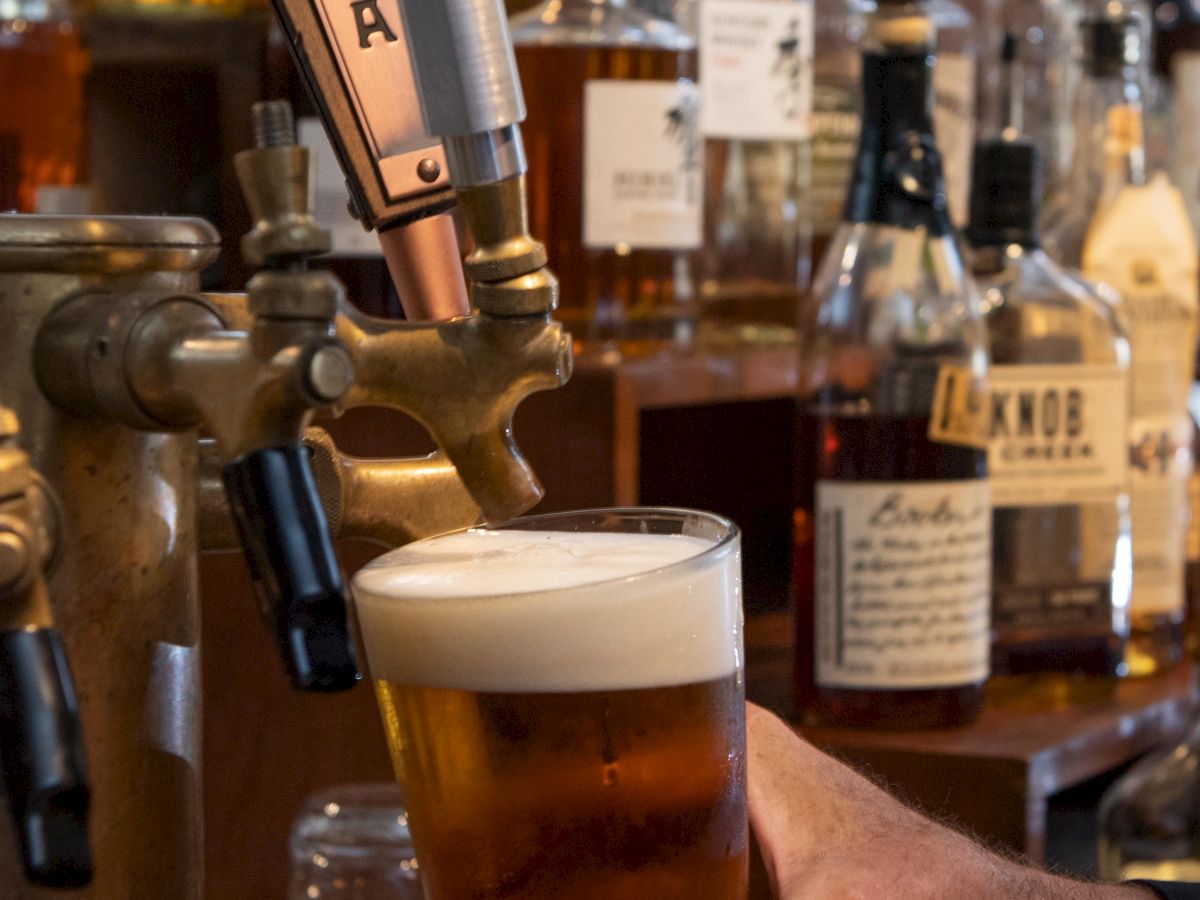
[223,446,360,692]
[0,627,91,888]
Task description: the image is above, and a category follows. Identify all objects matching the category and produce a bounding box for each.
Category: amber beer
[352,510,747,900]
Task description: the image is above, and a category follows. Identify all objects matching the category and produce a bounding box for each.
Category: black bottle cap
[1083,13,1141,76]
[965,136,1042,249]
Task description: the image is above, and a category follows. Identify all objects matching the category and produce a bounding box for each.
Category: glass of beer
[351,507,747,900]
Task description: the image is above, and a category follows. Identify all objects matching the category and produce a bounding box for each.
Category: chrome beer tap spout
[0,409,91,889]
[33,104,361,693]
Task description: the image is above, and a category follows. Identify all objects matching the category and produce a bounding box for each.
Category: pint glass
[351,508,747,900]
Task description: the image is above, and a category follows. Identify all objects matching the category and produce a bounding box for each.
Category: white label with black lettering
[814,479,991,689]
[699,0,813,140]
[583,79,703,250]
[987,364,1128,508]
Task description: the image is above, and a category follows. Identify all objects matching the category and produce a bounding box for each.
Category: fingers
[745,703,818,897]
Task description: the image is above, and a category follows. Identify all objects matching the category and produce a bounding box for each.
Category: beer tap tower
[0,0,568,895]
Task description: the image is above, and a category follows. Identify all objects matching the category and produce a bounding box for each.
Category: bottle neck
[843,49,952,235]
[1066,67,1147,211]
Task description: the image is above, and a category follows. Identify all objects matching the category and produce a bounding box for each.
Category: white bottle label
[932,53,975,226]
[987,364,1129,508]
[1085,179,1199,616]
[814,479,991,689]
[583,79,704,250]
[698,0,813,141]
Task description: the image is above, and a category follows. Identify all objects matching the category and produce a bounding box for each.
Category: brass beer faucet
[0,0,570,893]
[0,411,90,889]
[34,105,360,694]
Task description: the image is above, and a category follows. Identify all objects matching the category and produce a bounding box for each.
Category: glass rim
[354,506,739,603]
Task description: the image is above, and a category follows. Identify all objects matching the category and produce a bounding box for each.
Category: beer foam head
[353,528,741,693]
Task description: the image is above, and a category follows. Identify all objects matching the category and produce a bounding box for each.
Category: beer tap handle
[0,421,90,887]
[0,627,90,887]
[223,445,359,693]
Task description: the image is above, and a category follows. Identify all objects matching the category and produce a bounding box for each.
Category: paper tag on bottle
[987,364,1129,508]
[928,362,988,449]
[583,79,704,250]
[698,0,813,141]
[932,53,975,226]
[814,479,991,689]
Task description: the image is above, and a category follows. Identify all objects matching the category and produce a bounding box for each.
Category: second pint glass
[351,508,747,899]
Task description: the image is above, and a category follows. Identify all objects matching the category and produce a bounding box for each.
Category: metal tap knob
[0,415,90,888]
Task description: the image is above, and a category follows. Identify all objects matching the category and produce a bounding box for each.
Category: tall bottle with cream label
[793,0,990,728]
[510,0,702,354]
[1047,8,1200,675]
[967,41,1132,707]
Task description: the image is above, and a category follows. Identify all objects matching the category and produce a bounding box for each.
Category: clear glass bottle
[510,0,702,356]
[997,0,1080,200]
[810,0,978,266]
[1098,719,1200,882]
[1043,5,1151,268]
[0,0,89,213]
[793,0,990,729]
[967,52,1132,708]
[643,0,813,339]
[1047,6,1199,676]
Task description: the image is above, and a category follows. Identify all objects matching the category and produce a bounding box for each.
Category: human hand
[745,703,1155,900]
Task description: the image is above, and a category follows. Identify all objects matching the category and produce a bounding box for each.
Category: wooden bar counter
[746,612,1200,865]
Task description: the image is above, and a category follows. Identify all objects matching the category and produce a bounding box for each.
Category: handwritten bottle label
[987,364,1129,508]
[698,0,813,141]
[814,479,991,690]
[583,79,703,250]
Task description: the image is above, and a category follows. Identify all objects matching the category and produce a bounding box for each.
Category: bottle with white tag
[659,0,814,336]
[1046,7,1199,676]
[792,0,990,729]
[510,0,702,355]
[967,35,1132,709]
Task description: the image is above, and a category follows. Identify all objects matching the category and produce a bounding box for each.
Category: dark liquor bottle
[793,0,990,729]
[510,0,701,355]
[968,36,1132,709]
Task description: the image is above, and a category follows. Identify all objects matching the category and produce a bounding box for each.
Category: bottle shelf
[746,611,1199,865]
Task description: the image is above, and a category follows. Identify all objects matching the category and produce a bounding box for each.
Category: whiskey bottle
[510,0,702,354]
[0,0,89,213]
[1047,8,1199,676]
[793,0,990,729]
[967,40,1132,708]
